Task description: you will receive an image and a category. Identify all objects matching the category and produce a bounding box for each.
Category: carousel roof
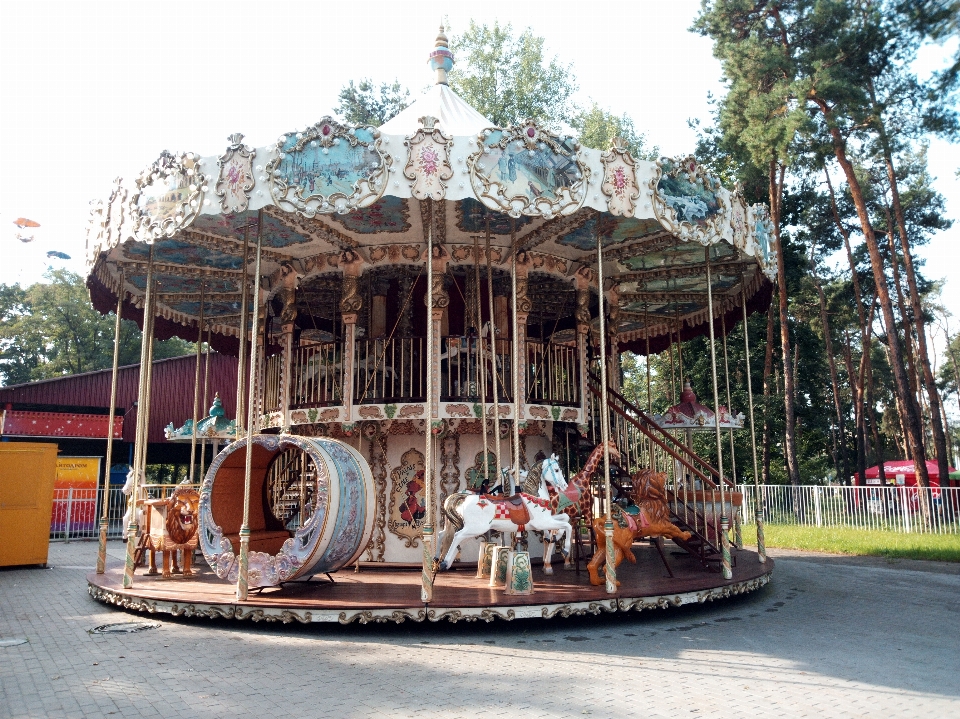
[85,28,777,356]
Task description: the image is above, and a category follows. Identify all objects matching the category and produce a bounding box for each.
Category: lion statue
[587,469,692,586]
[143,485,201,578]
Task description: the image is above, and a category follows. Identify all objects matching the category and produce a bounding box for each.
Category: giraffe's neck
[575,444,606,489]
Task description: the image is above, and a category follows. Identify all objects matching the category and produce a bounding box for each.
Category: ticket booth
[0,442,59,567]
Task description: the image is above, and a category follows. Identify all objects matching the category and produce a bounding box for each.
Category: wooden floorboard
[89,543,773,612]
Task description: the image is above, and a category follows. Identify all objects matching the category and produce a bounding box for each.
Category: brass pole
[236,224,251,435]
[473,230,489,486]
[188,282,206,483]
[485,221,503,481]
[742,282,765,562]
[596,231,616,594]
[96,270,124,574]
[510,219,521,493]
[705,246,732,580]
[237,210,264,601]
[421,200,435,603]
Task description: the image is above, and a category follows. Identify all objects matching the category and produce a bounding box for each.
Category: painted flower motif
[419,146,439,176]
[613,166,627,196]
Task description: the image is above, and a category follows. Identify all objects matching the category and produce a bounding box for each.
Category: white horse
[437,455,572,573]
[121,467,148,541]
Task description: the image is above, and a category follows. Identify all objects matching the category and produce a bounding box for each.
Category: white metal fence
[742,484,960,534]
[49,485,195,542]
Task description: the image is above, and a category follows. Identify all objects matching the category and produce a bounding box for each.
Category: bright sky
[1,0,957,350]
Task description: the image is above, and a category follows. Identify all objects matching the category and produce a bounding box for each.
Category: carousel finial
[429,25,454,85]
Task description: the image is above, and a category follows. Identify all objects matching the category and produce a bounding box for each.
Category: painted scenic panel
[124,238,244,271]
[190,211,312,249]
[456,198,532,234]
[657,159,721,225]
[275,128,382,200]
[128,273,238,294]
[557,215,664,251]
[330,196,410,234]
[137,170,191,223]
[478,130,581,203]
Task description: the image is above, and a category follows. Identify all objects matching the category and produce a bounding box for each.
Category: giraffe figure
[541,440,619,569]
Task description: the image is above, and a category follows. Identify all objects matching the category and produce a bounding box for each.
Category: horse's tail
[437,492,468,560]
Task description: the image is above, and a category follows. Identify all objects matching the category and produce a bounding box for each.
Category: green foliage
[335,79,410,126]
[741,524,960,562]
[447,20,578,129]
[0,270,193,386]
[573,102,659,158]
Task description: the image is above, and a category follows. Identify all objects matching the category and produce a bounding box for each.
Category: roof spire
[428,24,454,85]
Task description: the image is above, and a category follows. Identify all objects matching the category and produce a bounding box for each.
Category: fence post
[814,486,822,527]
[901,487,911,533]
[64,488,74,543]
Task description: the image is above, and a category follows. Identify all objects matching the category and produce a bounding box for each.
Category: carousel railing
[354,337,425,403]
[264,353,284,412]
[587,373,737,567]
[440,335,512,402]
[526,340,578,406]
[292,342,343,407]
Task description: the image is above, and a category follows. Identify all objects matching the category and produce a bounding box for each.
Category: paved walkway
[1,541,958,718]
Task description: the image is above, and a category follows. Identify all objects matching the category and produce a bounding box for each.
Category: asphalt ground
[1,541,958,718]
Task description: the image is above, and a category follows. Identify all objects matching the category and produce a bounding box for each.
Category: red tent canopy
[859,460,955,486]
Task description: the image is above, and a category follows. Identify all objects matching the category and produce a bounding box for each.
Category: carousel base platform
[88,545,773,624]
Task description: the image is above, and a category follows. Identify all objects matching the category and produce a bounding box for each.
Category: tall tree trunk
[843,331,867,483]
[871,79,951,485]
[762,303,776,484]
[811,266,851,484]
[770,160,801,486]
[864,297,887,482]
[818,115,930,488]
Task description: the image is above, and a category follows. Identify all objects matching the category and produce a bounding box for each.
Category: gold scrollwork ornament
[404,116,454,201]
[132,150,207,242]
[216,133,256,213]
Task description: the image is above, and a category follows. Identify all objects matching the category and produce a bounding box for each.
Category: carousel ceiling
[86,91,777,356]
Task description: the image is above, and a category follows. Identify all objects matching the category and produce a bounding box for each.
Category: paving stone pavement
[1,541,958,718]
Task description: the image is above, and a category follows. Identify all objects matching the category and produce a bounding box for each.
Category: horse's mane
[521,458,546,496]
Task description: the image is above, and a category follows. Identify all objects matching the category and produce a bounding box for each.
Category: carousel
[86,28,776,623]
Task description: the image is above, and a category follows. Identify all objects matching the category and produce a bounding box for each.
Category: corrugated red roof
[0,354,238,444]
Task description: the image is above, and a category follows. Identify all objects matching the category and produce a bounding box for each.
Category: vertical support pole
[575,270,591,433]
[474,231,489,486]
[97,271,124,574]
[596,232,616,594]
[64,488,73,542]
[721,312,742,549]
[199,324,212,481]
[236,224,251,436]
[422,200,436,603]
[278,263,298,432]
[510,221,529,495]
[237,211,264,602]
[123,246,155,589]
[485,223,503,478]
[705,247,732,580]
[339,251,364,424]
[742,284,765,562]
[188,282,206,483]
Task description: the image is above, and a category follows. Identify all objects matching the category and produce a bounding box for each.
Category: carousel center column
[339,251,364,427]
[278,262,299,432]
[574,267,594,435]
[429,247,451,423]
[513,253,533,467]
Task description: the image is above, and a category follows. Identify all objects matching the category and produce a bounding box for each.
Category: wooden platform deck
[88,543,773,624]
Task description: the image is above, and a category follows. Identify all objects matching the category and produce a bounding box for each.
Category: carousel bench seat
[223,529,292,555]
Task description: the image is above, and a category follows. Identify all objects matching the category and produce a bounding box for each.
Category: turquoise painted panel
[456,198,532,234]
[128,273,239,294]
[165,300,253,318]
[191,212,312,249]
[657,159,722,226]
[329,196,410,234]
[478,134,580,204]
[277,132,382,200]
[557,216,663,251]
[125,239,243,270]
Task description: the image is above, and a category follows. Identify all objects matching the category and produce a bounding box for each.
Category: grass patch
[739,524,960,562]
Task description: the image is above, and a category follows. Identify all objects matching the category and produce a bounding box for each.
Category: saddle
[482,492,531,527]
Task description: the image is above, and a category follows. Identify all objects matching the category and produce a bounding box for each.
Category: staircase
[586,373,739,570]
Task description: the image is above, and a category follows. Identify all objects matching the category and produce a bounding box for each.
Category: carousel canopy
[85,28,776,356]
[653,381,744,430]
